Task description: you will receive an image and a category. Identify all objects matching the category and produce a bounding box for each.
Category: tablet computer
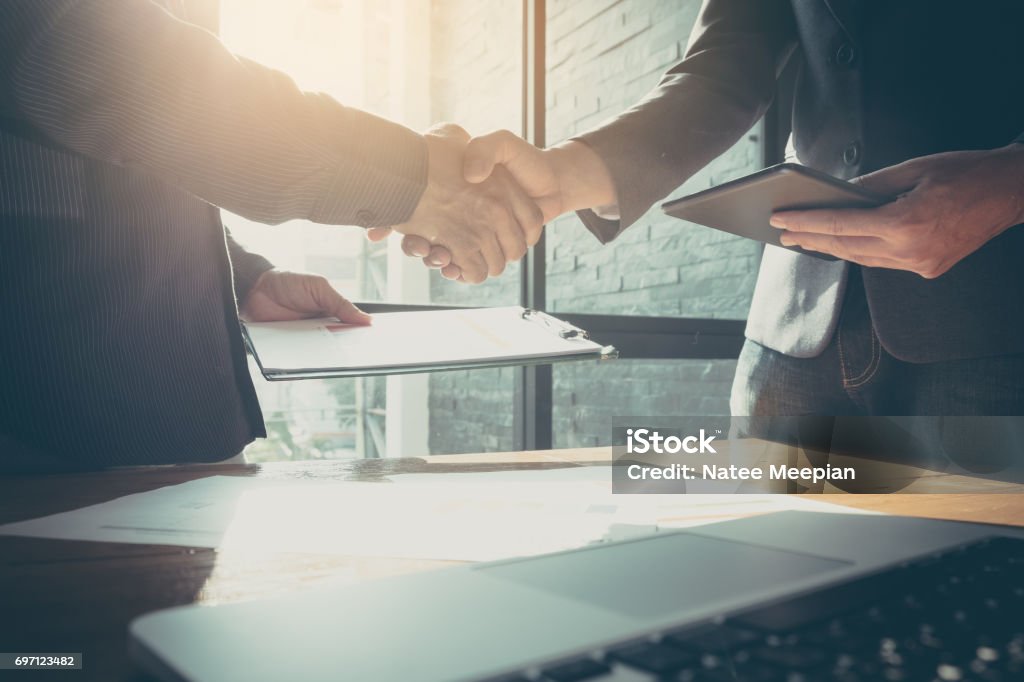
[661,163,890,260]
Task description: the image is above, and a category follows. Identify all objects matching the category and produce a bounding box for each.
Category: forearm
[963,142,1024,234]
[225,230,274,306]
[545,140,618,214]
[2,0,426,227]
[564,0,797,235]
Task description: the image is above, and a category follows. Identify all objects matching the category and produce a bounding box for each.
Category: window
[219,0,756,460]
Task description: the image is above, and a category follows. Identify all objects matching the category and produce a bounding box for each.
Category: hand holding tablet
[661,163,890,261]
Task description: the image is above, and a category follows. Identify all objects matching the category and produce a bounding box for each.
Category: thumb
[464,130,522,183]
[314,280,372,326]
[426,122,470,145]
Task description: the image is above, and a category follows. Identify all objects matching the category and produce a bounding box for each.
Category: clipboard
[242,306,618,380]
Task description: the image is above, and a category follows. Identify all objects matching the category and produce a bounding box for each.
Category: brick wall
[544,0,763,320]
[427,0,764,453]
[552,359,739,448]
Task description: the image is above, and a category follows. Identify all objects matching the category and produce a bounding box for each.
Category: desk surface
[2,447,1023,682]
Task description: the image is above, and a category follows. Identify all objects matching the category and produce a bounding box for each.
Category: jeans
[729,269,1024,487]
[731,268,1024,417]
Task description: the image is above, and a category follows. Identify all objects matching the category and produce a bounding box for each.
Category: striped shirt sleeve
[0,0,427,228]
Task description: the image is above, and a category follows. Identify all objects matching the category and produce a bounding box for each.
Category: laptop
[130,511,1024,681]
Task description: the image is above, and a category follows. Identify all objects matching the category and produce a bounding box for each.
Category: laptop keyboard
[487,536,1024,682]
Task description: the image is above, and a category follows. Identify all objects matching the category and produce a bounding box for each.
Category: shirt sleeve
[572,0,798,243]
[0,0,427,229]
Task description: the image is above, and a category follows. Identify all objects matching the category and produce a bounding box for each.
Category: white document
[244,306,609,378]
[0,469,874,562]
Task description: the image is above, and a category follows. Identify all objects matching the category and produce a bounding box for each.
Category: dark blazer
[0,0,427,471]
[577,0,1024,363]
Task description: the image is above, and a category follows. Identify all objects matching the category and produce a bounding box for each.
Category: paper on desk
[0,476,613,561]
[387,468,877,531]
[0,470,873,562]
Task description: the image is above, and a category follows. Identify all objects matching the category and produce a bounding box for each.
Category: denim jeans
[730,268,1024,417]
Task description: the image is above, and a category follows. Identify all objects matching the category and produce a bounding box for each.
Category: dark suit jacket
[577,0,1024,363]
[0,0,427,471]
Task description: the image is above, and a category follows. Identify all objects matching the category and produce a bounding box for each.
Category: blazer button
[842,142,860,166]
[355,209,377,227]
[835,43,857,67]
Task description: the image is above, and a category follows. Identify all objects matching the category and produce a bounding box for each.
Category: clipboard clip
[521,308,590,340]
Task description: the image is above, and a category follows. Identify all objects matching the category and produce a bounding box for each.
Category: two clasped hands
[366,123,614,284]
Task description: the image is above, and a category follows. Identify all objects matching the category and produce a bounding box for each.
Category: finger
[454,250,489,284]
[494,166,543,250]
[426,122,470,145]
[780,232,888,261]
[313,279,372,325]
[400,234,434,258]
[366,227,392,242]
[440,263,462,280]
[851,157,931,197]
[473,194,520,272]
[478,232,507,278]
[771,206,896,236]
[424,245,452,268]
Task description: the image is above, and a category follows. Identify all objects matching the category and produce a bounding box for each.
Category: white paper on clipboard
[243,306,615,379]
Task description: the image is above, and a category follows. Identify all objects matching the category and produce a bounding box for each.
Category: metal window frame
[515,0,551,451]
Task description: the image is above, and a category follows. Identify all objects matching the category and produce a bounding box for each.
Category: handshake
[366,123,614,284]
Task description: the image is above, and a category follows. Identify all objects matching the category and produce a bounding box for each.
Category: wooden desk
[2,447,1022,682]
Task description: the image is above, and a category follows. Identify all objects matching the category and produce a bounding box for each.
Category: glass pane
[545,0,763,319]
[220,0,522,308]
[553,360,737,449]
[218,0,523,460]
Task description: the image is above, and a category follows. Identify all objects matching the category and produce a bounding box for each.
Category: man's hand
[240,269,371,325]
[771,145,1024,278]
[375,130,617,280]
[387,124,544,284]
[464,130,570,223]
